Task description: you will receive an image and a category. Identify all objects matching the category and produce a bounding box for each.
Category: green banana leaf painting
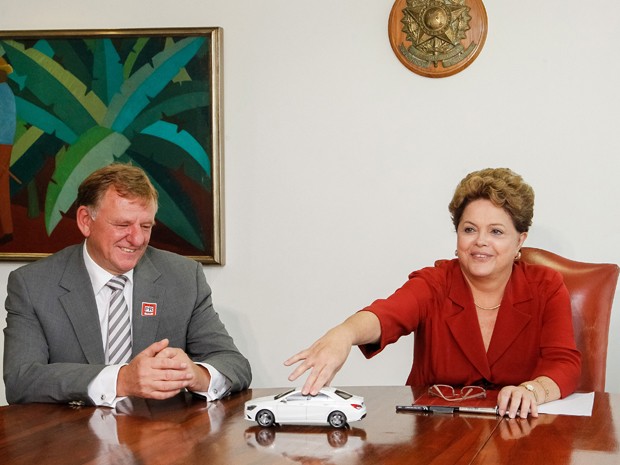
[0,28,223,263]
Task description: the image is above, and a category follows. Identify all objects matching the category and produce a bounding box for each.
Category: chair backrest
[520,247,619,392]
[435,248,619,392]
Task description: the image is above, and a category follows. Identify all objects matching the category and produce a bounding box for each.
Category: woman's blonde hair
[448,168,534,233]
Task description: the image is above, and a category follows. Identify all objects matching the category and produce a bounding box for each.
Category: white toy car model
[244,387,366,428]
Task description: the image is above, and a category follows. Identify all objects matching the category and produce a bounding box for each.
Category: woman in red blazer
[286,168,581,419]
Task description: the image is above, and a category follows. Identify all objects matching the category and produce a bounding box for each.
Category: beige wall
[1,0,619,405]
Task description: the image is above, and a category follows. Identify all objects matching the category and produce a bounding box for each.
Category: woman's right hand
[284,311,381,395]
[284,325,354,395]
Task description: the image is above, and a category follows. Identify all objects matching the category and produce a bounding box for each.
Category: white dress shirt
[83,242,230,407]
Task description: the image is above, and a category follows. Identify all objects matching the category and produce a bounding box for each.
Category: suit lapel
[486,265,533,366]
[445,264,492,379]
[444,262,534,379]
[58,245,105,364]
[131,251,164,355]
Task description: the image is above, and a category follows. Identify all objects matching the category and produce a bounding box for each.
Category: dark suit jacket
[359,259,581,397]
[3,244,251,404]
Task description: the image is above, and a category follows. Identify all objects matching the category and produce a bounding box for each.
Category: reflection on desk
[89,396,223,465]
[472,391,619,465]
[0,387,618,465]
[244,425,367,463]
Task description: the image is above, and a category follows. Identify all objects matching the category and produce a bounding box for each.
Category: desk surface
[0,387,617,465]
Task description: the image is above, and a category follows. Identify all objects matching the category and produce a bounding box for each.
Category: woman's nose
[475,232,488,246]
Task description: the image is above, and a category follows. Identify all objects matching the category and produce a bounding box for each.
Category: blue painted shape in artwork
[93,39,123,106]
[0,82,16,143]
[106,37,205,132]
[33,40,55,58]
[140,120,211,178]
[15,96,78,143]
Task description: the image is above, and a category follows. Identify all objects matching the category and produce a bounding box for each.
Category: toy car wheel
[327,429,348,447]
[256,409,275,427]
[255,428,276,446]
[328,410,347,428]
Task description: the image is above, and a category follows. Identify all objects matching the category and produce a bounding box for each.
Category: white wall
[1,0,619,406]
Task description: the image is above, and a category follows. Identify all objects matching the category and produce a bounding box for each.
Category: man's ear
[76,206,92,237]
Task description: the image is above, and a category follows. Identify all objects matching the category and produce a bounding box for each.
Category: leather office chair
[434,247,619,392]
[520,247,619,392]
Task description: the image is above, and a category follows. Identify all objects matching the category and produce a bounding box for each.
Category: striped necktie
[105,275,132,364]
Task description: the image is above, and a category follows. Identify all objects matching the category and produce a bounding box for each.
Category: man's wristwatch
[520,383,539,403]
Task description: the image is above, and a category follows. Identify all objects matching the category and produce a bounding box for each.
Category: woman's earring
[515,250,522,260]
[455,250,459,257]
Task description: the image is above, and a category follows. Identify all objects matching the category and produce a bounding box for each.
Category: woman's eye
[463,227,475,233]
[491,229,504,235]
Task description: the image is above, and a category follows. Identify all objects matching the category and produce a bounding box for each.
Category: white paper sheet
[538,392,595,416]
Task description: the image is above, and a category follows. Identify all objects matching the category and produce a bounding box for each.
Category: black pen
[396,405,499,415]
[396,404,432,413]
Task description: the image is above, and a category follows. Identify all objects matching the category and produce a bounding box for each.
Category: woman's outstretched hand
[284,311,381,395]
[284,325,353,395]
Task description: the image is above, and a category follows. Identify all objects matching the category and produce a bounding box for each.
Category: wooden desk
[472,391,620,465]
[0,387,617,465]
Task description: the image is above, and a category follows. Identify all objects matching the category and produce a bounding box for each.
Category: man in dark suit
[3,164,251,405]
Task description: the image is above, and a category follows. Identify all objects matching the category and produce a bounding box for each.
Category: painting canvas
[0,27,223,264]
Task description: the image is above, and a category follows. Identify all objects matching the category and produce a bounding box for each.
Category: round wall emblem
[388,0,488,78]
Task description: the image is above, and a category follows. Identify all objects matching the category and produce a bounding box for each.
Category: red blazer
[359,259,581,397]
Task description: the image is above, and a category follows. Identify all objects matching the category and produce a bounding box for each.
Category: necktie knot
[107,275,128,292]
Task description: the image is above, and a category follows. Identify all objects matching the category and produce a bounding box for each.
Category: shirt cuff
[87,364,128,408]
[192,363,232,401]
[87,362,231,406]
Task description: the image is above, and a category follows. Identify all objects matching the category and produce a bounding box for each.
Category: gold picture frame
[0,27,224,264]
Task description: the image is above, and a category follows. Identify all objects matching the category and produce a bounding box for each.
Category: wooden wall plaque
[388,0,488,78]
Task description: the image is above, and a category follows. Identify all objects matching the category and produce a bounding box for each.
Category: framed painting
[0,27,224,264]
